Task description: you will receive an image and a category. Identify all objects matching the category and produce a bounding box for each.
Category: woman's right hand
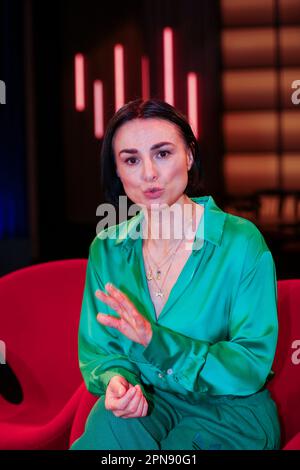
[105,375,149,419]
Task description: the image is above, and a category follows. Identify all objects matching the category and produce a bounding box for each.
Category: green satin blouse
[78,195,278,403]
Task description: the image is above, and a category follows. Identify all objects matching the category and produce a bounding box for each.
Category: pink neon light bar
[163,27,174,106]
[94,80,104,139]
[75,53,85,111]
[187,72,199,139]
[141,56,150,100]
[114,44,125,111]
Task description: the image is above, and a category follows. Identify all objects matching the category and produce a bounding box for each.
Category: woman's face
[112,118,193,209]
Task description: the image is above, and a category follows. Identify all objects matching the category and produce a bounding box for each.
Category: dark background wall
[0,1,30,273]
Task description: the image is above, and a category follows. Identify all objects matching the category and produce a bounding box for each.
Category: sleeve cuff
[86,367,142,396]
[142,322,177,369]
[101,368,141,388]
[128,322,210,393]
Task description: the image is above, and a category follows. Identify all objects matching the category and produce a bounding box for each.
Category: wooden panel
[279,0,300,24]
[221,0,275,26]
[279,194,300,222]
[282,153,300,189]
[280,27,300,66]
[222,28,276,68]
[223,112,278,152]
[282,111,300,150]
[256,192,300,223]
[257,194,281,223]
[224,154,279,195]
[222,69,277,110]
[223,69,300,110]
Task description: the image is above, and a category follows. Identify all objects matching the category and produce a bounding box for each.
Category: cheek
[168,161,188,180]
[120,172,140,188]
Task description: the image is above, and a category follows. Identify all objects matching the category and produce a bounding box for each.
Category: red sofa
[1,261,299,449]
[268,279,300,449]
[0,260,87,449]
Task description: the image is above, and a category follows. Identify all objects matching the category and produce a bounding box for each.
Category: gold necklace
[141,202,196,297]
[144,237,183,282]
[144,237,185,299]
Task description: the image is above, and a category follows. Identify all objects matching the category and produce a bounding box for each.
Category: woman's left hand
[95,283,153,348]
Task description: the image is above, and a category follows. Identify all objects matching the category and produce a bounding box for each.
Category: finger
[120,388,144,418]
[121,396,142,418]
[106,284,136,316]
[115,383,127,398]
[97,313,121,330]
[132,391,146,417]
[96,289,131,322]
[122,393,148,419]
[121,402,143,418]
[111,386,137,412]
[105,382,130,410]
[95,290,125,316]
[133,385,147,413]
[136,395,147,417]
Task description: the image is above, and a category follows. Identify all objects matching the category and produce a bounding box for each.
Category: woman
[70,98,281,450]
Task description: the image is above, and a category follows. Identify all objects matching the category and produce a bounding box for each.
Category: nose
[142,158,158,182]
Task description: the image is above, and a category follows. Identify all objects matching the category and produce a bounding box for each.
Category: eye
[157,150,170,158]
[124,157,139,165]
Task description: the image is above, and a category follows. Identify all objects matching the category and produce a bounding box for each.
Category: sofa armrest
[283,432,300,450]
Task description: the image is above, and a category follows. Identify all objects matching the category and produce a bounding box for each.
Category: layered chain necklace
[144,237,184,299]
[142,208,195,300]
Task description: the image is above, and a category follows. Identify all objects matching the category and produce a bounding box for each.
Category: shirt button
[167,368,173,375]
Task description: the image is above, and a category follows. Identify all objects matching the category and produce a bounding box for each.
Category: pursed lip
[143,187,163,193]
[143,188,164,199]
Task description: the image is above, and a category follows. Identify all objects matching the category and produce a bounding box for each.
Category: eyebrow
[119,141,175,156]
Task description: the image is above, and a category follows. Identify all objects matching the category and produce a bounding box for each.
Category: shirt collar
[114,195,226,253]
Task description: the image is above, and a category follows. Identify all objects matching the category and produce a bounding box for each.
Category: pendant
[156,270,161,280]
[146,271,153,281]
[155,291,164,298]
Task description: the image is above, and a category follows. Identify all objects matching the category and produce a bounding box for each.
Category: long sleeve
[78,250,143,396]
[129,249,278,396]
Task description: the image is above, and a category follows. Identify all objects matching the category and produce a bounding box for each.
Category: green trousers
[69,387,281,450]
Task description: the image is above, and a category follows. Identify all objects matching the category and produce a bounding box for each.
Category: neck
[141,195,201,255]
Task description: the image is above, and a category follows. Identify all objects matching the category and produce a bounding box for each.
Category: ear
[187,152,194,171]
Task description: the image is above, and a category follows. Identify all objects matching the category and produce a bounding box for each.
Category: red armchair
[69,279,300,450]
[268,279,300,450]
[0,259,87,449]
